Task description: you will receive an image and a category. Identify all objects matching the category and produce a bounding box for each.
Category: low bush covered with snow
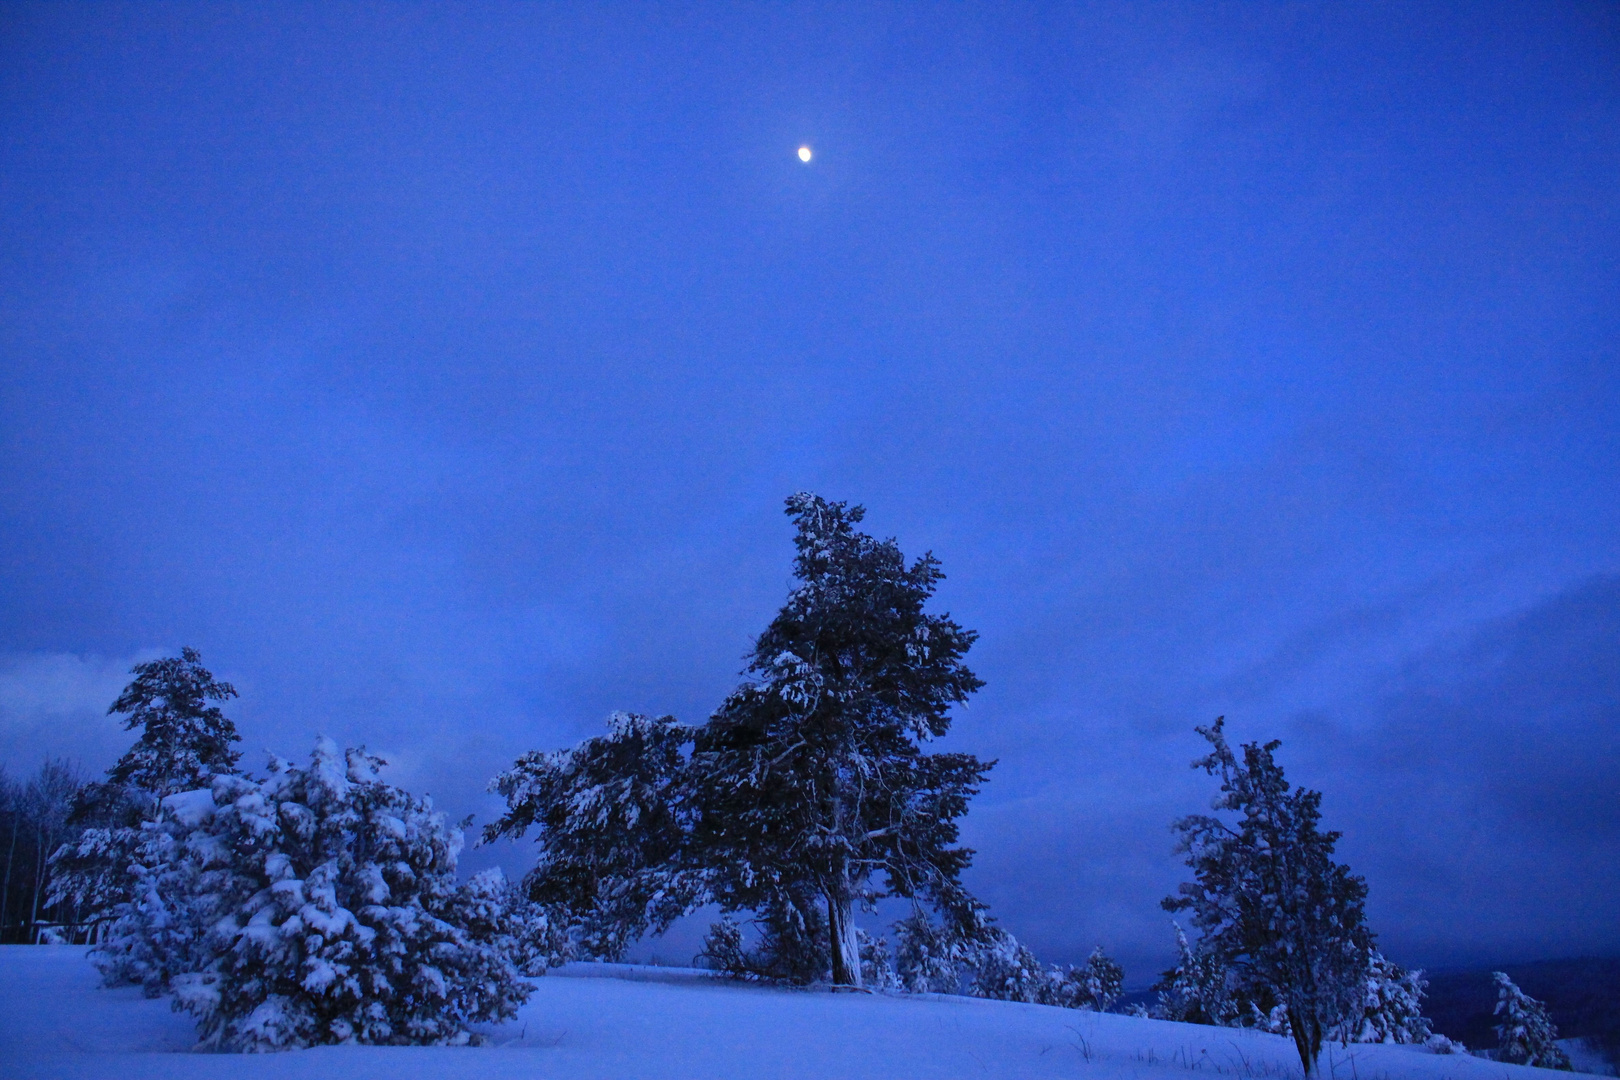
[92,739,537,1050]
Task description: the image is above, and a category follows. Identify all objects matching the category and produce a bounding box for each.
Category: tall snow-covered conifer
[108,648,242,801]
[49,649,243,937]
[1165,718,1372,1075]
[690,494,991,986]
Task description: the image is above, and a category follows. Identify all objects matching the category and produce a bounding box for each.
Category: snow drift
[1,946,1597,1080]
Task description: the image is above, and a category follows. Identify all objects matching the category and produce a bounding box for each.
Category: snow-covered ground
[0,946,1595,1080]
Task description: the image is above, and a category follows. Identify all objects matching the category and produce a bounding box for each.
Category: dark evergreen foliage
[1493,971,1573,1070]
[688,493,992,985]
[47,649,241,940]
[488,493,994,986]
[484,712,699,960]
[1081,945,1126,1012]
[1164,717,1373,1075]
[107,648,241,800]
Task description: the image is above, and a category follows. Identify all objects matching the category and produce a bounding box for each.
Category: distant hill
[1423,957,1620,1060]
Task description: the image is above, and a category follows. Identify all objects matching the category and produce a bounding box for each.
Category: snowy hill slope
[0,946,1594,1080]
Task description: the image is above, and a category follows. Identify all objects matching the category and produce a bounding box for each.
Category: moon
[798,146,812,163]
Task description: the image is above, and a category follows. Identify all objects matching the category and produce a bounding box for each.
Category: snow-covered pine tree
[893,909,971,994]
[689,494,992,987]
[48,649,244,939]
[174,739,529,1051]
[1340,950,1433,1045]
[858,927,901,990]
[108,648,242,802]
[1081,946,1125,1012]
[46,780,152,941]
[484,711,700,960]
[1153,925,1237,1024]
[1492,971,1572,1070]
[453,867,571,976]
[964,930,1049,1004]
[1164,718,1373,1075]
[88,782,257,995]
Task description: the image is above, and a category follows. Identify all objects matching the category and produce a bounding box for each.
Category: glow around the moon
[798,146,812,162]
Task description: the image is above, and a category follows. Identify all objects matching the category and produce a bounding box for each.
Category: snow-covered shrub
[858,928,901,991]
[697,899,832,984]
[88,782,255,996]
[169,739,530,1051]
[893,911,969,994]
[1339,950,1432,1045]
[964,931,1050,1004]
[1079,946,1124,1012]
[453,867,571,976]
[892,915,1119,1010]
[963,936,1125,1010]
[1492,971,1572,1070]
[1425,1033,1467,1055]
[1251,1001,1293,1035]
[1153,922,1237,1024]
[698,916,753,978]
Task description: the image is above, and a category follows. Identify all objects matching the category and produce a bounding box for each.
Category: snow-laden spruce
[1344,950,1432,1046]
[1491,971,1571,1070]
[1153,922,1237,1025]
[83,786,252,996]
[97,738,532,1051]
[485,711,697,961]
[48,649,244,946]
[489,494,996,988]
[1164,718,1377,1076]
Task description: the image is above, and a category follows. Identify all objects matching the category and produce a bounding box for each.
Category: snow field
[0,947,1595,1080]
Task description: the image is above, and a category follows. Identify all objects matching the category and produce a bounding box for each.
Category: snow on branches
[487,494,995,988]
[1492,971,1572,1070]
[484,711,698,961]
[1165,718,1375,1075]
[93,739,532,1051]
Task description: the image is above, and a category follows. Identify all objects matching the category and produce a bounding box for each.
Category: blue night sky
[2,2,1616,980]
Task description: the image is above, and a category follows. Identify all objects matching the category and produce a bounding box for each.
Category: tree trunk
[1288,1005,1320,1076]
[30,822,46,939]
[826,888,863,987]
[1,810,18,942]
